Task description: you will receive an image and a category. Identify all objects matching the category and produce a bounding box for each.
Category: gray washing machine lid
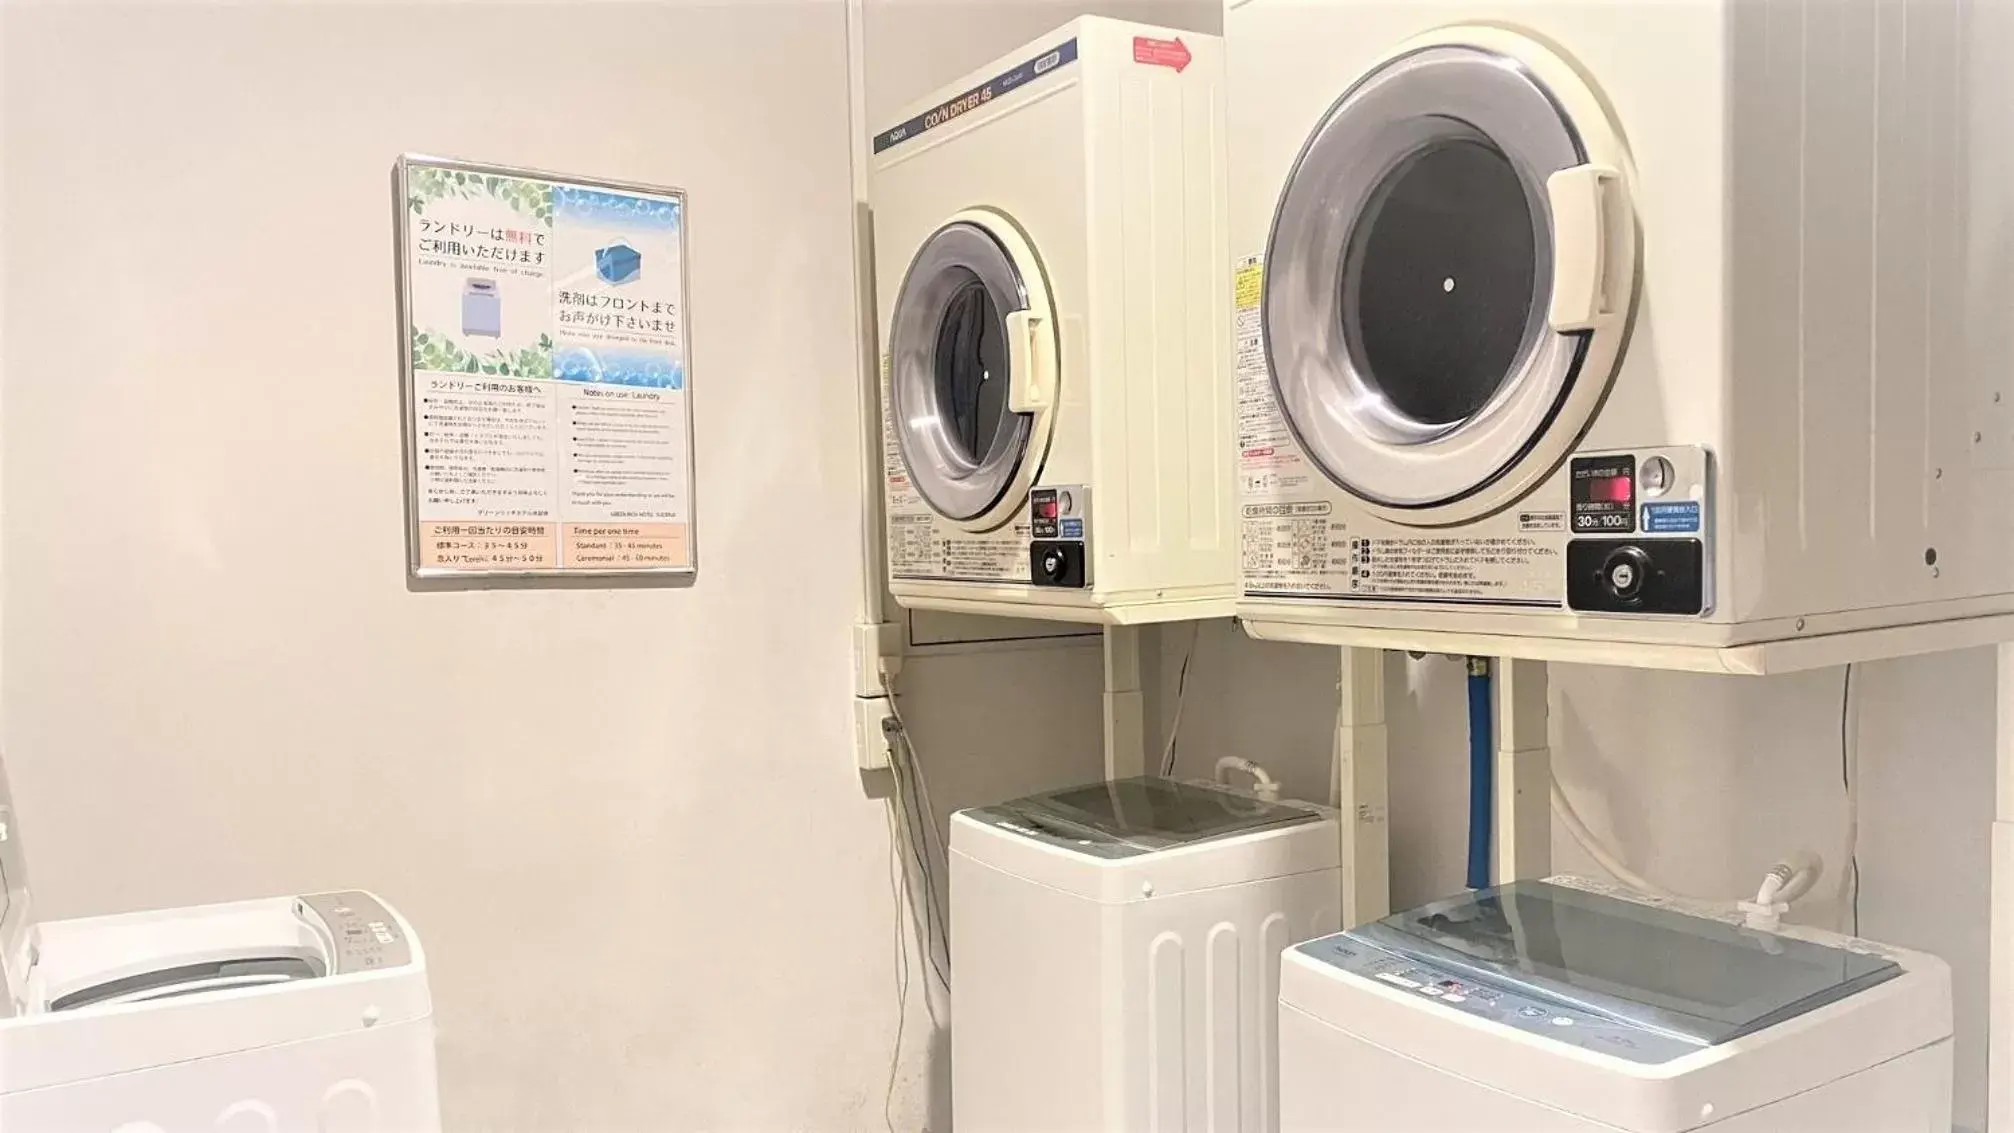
[969,777,1323,859]
[1349,881,1900,1046]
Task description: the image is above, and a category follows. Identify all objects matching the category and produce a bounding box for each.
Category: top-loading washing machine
[1277,877,1951,1132]
[951,777,1340,1132]
[873,17,1235,625]
[0,759,440,1130]
[1227,0,2014,659]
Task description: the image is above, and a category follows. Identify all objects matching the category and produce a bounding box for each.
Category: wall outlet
[854,696,896,773]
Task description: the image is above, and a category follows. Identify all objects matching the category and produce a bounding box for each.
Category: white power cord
[882,802,911,1133]
[1549,778,1675,898]
[1551,776,1824,930]
[1215,756,1282,802]
[878,665,949,1133]
[881,666,948,990]
[1557,664,1859,933]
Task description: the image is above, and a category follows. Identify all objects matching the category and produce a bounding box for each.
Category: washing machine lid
[29,890,418,1018]
[1350,881,1901,1046]
[887,212,1058,531]
[971,777,1322,859]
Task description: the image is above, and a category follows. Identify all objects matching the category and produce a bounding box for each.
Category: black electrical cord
[1841,663,1861,936]
[1159,630,1198,778]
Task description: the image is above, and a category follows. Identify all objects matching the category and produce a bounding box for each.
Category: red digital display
[1589,476,1634,504]
[1034,498,1059,520]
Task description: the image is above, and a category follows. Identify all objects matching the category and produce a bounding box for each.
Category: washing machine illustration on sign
[1227,0,2014,658]
[872,17,1236,625]
[460,277,501,338]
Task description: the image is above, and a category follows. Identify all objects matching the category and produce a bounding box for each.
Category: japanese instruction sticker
[396,155,695,581]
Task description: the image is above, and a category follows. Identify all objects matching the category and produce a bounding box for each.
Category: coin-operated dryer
[0,756,441,1130]
[873,18,1234,625]
[1227,0,2014,658]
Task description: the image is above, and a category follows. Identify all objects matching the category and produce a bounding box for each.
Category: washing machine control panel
[299,891,414,973]
[1565,446,1713,616]
[1296,935,1698,1065]
[1029,485,1091,588]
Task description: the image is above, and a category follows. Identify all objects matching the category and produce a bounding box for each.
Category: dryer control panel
[1029,485,1091,588]
[1564,446,1713,616]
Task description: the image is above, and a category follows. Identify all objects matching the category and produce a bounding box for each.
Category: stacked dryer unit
[1219,0,2014,1127]
[872,18,1331,1133]
[872,16,1234,625]
[1227,0,2014,654]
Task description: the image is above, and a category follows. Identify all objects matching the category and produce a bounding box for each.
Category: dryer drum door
[889,209,1060,533]
[1264,31,1637,528]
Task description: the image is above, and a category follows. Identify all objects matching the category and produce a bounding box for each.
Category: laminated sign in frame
[394,154,697,582]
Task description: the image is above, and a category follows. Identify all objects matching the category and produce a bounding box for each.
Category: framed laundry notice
[394,154,696,582]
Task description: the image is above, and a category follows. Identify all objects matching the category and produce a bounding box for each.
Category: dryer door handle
[1004,308,1054,414]
[1546,164,1625,333]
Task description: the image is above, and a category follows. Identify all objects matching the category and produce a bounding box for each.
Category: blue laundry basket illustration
[595,242,642,286]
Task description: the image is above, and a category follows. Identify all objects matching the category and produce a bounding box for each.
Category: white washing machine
[0,767,440,1130]
[1278,877,1952,1132]
[951,777,1340,1133]
[1228,0,2014,653]
[873,18,1235,625]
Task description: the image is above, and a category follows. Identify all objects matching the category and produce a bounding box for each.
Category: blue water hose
[1466,657,1493,890]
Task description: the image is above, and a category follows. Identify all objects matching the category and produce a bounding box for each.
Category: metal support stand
[1991,644,2014,1129]
[1335,647,1391,927]
[1103,625,1147,781]
[1493,658,1552,884]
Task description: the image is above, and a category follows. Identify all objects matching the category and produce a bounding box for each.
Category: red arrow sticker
[1133,35,1192,73]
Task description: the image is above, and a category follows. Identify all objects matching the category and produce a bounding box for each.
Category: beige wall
[1,4,908,1129]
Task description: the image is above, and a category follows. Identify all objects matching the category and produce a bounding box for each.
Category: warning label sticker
[1234,256,1322,500]
[1232,253,1567,608]
[889,514,1032,581]
[1240,501,1348,592]
[1240,504,1562,604]
[882,355,1031,583]
[1338,533,1561,603]
[1519,510,1567,533]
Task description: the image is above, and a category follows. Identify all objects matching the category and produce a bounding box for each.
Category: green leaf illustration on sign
[406,164,552,227]
[409,326,552,380]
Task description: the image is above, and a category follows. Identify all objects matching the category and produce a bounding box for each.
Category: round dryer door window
[889,210,1059,532]
[1265,30,1637,526]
